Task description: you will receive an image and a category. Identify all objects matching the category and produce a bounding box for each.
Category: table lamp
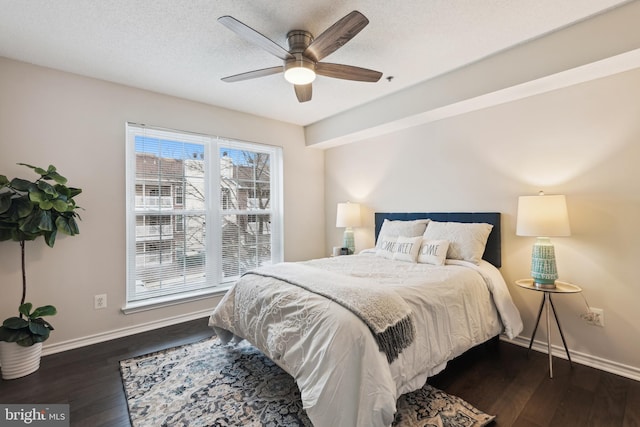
[336,202,361,255]
[516,192,571,289]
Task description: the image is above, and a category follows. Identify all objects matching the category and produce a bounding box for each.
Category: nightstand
[515,279,582,378]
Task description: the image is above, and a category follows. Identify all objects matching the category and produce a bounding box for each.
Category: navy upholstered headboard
[374,212,501,268]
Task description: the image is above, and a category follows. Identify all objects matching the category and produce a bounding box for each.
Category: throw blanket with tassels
[243,262,415,363]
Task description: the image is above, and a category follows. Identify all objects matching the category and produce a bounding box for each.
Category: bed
[209,212,523,427]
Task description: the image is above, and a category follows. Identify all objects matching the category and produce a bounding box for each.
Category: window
[125,123,283,311]
[174,185,184,206]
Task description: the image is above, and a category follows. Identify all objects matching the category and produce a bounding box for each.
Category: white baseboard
[503,335,640,382]
[41,309,213,356]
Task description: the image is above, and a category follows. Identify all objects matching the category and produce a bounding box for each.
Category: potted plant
[0,163,82,379]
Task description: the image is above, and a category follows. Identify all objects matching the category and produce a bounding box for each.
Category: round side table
[515,279,582,378]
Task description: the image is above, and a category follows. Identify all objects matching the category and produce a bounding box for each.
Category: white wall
[0,57,325,350]
[325,67,640,378]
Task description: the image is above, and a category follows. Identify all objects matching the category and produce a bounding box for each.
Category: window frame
[124,123,283,313]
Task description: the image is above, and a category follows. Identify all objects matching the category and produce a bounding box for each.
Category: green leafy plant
[0,303,57,346]
[0,163,82,346]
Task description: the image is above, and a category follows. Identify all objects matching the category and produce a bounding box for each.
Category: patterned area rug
[120,337,495,427]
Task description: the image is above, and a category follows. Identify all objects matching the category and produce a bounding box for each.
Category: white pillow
[422,221,493,264]
[393,236,422,263]
[375,235,397,259]
[417,239,450,266]
[378,219,429,239]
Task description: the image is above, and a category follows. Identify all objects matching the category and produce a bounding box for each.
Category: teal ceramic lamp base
[531,237,558,289]
[342,227,355,255]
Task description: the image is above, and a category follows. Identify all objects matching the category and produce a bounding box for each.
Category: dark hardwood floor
[1,318,638,426]
[429,341,640,427]
[0,318,215,427]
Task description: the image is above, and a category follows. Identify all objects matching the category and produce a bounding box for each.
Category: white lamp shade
[516,194,570,237]
[336,202,361,228]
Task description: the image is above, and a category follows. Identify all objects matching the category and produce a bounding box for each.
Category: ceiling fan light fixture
[284,56,316,85]
[284,67,316,85]
[219,12,382,102]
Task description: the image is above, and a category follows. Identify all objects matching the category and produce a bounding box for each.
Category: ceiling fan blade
[315,63,382,82]
[218,16,294,61]
[294,84,312,102]
[221,66,283,83]
[304,11,369,62]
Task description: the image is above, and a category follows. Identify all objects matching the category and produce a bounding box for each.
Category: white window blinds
[125,123,283,310]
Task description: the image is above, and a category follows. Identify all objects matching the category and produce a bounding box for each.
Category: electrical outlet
[581,307,604,327]
[94,294,107,310]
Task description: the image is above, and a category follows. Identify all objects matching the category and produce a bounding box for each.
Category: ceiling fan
[218,10,383,103]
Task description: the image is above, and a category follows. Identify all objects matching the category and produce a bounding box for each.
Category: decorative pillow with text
[393,236,423,263]
[375,235,397,259]
[417,239,450,265]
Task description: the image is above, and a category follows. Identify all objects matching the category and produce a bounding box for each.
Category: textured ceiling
[0,0,631,126]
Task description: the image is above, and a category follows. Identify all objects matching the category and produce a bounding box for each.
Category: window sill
[122,286,231,314]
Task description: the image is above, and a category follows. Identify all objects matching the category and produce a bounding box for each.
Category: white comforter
[209,253,522,427]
